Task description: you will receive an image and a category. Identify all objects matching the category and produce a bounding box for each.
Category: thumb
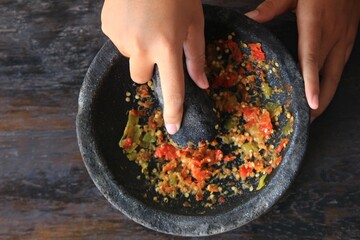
[245,0,296,23]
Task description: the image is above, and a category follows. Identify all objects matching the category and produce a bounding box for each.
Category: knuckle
[158,36,180,54]
[130,37,147,56]
[186,52,205,63]
[163,94,184,119]
[261,0,278,17]
[168,93,184,108]
[263,0,276,10]
[186,55,206,78]
[303,51,319,66]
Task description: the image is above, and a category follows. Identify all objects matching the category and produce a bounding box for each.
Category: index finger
[157,48,185,135]
[297,1,322,109]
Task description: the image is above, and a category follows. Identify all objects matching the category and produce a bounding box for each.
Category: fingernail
[311,94,319,109]
[245,10,259,19]
[166,123,179,135]
[201,72,209,88]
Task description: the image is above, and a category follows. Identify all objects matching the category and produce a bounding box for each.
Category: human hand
[246,0,360,121]
[101,0,208,134]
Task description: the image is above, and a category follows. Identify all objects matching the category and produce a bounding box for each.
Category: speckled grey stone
[76,5,309,236]
[151,65,217,147]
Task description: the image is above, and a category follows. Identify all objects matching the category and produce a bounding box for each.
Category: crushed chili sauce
[119,34,294,207]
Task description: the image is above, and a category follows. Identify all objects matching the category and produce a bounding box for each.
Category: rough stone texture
[77,5,309,236]
[152,65,217,147]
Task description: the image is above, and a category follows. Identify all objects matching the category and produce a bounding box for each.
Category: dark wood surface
[1,1,359,239]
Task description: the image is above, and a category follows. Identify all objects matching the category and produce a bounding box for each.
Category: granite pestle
[151,65,217,147]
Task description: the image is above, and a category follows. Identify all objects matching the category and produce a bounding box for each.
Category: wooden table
[1,1,359,239]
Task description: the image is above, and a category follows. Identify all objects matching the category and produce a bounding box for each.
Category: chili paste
[119,34,294,208]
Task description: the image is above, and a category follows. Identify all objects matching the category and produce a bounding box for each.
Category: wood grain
[1,0,359,239]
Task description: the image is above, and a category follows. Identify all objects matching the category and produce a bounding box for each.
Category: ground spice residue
[119,33,294,208]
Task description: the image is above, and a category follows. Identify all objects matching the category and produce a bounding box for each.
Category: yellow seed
[125,97,130,102]
[126,91,131,96]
